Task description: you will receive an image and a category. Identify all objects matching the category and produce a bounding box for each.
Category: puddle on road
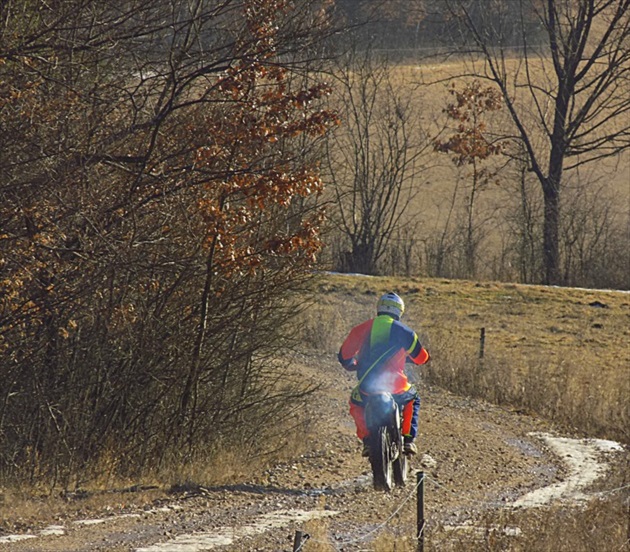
[0,525,66,543]
[134,509,339,552]
[0,535,38,544]
[444,520,522,537]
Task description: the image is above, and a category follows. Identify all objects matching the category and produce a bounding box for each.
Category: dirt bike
[364,391,409,491]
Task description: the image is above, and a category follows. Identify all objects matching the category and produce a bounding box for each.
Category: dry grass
[0,414,317,534]
[382,58,630,202]
[301,516,334,551]
[304,273,630,444]
[0,484,167,534]
[426,499,629,551]
[324,57,630,285]
[300,494,629,551]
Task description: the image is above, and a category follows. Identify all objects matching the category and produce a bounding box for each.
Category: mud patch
[512,432,624,508]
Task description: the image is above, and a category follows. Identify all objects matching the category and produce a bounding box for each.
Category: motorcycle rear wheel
[369,426,394,491]
[393,445,408,486]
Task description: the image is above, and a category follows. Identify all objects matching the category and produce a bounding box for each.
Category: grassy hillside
[300,272,630,443]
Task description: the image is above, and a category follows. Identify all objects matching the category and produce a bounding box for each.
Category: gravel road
[2,352,625,551]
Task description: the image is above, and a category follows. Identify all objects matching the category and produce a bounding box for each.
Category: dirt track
[1,352,626,551]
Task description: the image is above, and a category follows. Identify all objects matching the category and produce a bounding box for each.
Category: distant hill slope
[301,273,630,443]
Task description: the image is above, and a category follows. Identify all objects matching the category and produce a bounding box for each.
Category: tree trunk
[346,241,377,274]
[542,181,560,285]
[180,241,216,436]
[543,69,571,286]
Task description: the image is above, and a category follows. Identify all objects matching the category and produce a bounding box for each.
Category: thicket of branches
[323,47,431,275]
[0,0,338,486]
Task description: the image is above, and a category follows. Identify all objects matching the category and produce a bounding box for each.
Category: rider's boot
[361,437,370,457]
[403,436,417,455]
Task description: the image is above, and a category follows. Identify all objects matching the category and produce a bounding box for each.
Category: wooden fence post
[292,530,309,551]
[417,471,425,552]
[479,327,486,360]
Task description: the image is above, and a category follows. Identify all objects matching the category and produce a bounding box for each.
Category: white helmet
[377,292,405,319]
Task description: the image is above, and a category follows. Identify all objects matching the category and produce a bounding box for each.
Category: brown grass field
[412,57,630,223]
[304,272,630,444]
[325,57,630,284]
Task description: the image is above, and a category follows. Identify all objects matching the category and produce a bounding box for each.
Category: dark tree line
[331,0,545,52]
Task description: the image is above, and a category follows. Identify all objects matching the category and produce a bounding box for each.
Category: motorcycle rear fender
[364,392,399,432]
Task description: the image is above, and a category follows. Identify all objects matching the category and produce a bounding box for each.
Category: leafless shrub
[380,226,423,277]
[561,178,630,290]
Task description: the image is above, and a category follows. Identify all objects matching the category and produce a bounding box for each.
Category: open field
[342,57,630,200]
[412,56,630,202]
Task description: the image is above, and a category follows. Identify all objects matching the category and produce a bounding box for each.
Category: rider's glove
[338,352,357,370]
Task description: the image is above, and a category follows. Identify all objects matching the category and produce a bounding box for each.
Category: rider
[337,292,430,456]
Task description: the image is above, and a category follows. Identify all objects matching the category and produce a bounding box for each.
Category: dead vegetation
[323,56,630,289]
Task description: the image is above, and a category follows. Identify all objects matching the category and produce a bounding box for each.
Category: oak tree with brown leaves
[434,80,507,277]
[0,0,337,483]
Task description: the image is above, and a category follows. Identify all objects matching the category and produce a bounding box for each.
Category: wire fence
[291,469,630,552]
[293,472,426,552]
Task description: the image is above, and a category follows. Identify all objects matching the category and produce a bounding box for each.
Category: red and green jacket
[338,314,430,395]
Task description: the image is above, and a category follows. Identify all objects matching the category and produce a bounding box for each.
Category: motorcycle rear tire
[393,447,408,486]
[369,426,394,492]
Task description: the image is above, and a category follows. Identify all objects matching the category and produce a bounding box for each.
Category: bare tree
[503,154,545,283]
[560,175,629,288]
[324,48,431,275]
[448,0,630,284]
